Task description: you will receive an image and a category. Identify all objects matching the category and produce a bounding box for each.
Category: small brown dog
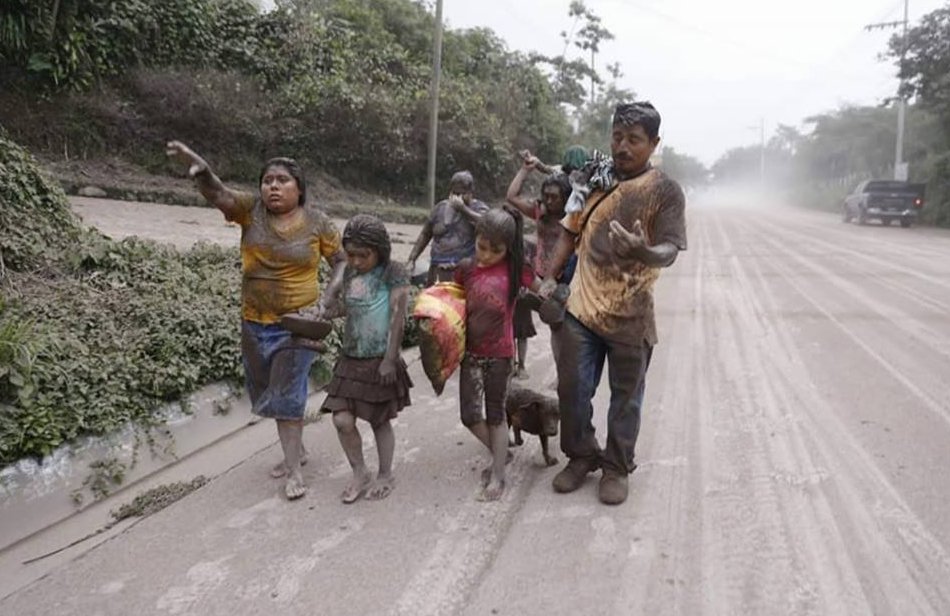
[506,384,560,466]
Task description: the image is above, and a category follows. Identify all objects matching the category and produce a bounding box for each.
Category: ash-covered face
[611,123,659,179]
[475,235,507,268]
[344,243,379,274]
[260,165,301,215]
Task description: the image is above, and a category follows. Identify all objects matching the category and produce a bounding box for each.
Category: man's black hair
[613,102,661,140]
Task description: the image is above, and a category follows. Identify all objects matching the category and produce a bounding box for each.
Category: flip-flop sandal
[284,476,308,500]
[366,478,395,500]
[341,476,372,504]
[279,314,333,340]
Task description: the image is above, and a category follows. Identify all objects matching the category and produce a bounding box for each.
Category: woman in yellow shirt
[167,141,345,500]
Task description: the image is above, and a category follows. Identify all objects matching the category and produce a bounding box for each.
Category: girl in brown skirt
[319,215,413,503]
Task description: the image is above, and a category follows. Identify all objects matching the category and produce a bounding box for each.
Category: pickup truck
[841,180,925,227]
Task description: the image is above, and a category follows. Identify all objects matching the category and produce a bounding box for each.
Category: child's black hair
[475,206,524,305]
[342,214,391,266]
[541,173,572,204]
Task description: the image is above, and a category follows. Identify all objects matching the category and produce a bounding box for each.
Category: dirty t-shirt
[454,259,535,358]
[428,198,490,266]
[228,192,342,324]
[560,166,686,346]
[342,263,409,358]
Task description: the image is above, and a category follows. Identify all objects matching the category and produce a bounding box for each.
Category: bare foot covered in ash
[480,450,515,487]
[270,446,308,478]
[478,477,506,502]
[341,471,372,504]
[284,471,308,500]
[366,474,395,500]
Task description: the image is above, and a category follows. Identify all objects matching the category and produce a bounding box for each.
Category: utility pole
[426,0,445,209]
[590,47,595,107]
[759,116,766,187]
[865,0,910,181]
[895,0,909,180]
[747,118,766,188]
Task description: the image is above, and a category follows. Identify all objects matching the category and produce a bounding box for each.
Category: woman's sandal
[366,476,395,500]
[341,473,372,504]
[284,475,308,500]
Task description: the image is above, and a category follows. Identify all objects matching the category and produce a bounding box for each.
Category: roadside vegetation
[0,131,245,465]
[1,0,571,198]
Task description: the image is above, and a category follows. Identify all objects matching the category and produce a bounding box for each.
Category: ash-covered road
[4,198,950,615]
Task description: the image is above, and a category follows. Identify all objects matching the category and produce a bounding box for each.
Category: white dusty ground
[2,197,950,615]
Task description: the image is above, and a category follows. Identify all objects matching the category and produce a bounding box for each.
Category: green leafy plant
[70,457,128,504]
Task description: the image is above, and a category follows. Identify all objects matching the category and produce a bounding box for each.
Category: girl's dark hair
[342,214,391,266]
[475,206,524,305]
[259,157,307,206]
[541,173,572,203]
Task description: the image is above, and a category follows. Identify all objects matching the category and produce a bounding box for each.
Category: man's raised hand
[608,219,647,263]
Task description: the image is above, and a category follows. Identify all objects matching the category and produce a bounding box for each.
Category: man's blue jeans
[556,313,653,474]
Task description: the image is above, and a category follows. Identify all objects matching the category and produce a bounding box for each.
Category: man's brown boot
[552,457,599,493]
[598,469,629,505]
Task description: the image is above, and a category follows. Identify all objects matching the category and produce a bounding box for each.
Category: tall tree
[890,5,950,128]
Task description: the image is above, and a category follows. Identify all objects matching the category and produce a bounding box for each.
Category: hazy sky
[442,0,944,165]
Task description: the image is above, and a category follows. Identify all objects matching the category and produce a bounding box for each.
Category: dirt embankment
[46,158,433,226]
[69,196,423,261]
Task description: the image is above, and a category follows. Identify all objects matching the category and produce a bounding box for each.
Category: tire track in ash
[755,213,950,317]
[755,215,950,308]
[608,208,713,615]
[689,207,948,614]
[735,212,950,613]
[746,216,950,428]
[751,216,950,422]
[726,214,897,614]
[689,209,837,615]
[762,207,950,265]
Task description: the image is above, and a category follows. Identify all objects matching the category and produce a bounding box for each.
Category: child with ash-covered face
[318,215,413,503]
[454,207,541,501]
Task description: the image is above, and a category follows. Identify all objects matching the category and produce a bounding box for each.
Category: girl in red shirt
[454,208,539,501]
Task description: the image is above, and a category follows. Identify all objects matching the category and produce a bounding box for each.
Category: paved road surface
[4,198,950,615]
